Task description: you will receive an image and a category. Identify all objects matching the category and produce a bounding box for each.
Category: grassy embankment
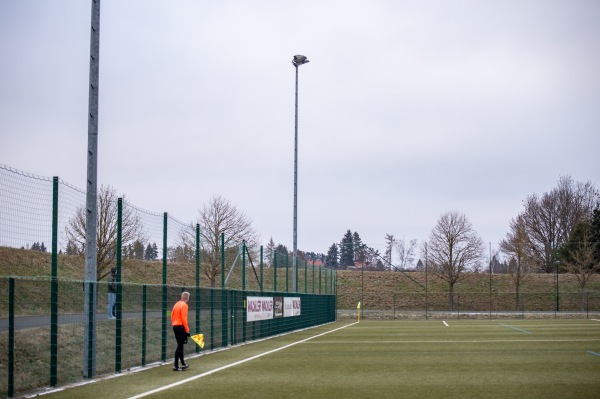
[2,246,599,313]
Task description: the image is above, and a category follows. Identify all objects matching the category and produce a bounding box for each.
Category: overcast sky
[1,0,599,260]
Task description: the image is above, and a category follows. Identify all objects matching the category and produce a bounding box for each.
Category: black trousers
[173,325,187,367]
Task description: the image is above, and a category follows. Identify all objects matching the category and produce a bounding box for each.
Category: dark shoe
[181,363,189,370]
[173,366,182,371]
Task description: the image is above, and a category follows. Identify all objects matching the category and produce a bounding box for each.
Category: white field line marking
[443,321,449,327]
[308,338,600,344]
[500,324,533,334]
[590,319,600,322]
[128,322,358,399]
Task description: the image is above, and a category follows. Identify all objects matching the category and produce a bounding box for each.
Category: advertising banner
[246,296,274,322]
[274,297,283,318]
[284,297,301,317]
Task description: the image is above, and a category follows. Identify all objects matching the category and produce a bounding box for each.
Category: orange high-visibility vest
[171,300,189,333]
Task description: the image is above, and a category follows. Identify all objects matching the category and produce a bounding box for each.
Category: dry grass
[335,269,600,310]
[2,246,600,314]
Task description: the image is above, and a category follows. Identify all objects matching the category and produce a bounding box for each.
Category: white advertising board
[246,296,274,322]
[284,297,301,317]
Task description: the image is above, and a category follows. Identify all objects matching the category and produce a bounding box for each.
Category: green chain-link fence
[0,164,337,397]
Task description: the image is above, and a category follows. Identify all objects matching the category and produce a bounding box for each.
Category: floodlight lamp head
[292,55,309,66]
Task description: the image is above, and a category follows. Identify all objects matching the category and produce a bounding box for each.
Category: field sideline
[33,319,600,399]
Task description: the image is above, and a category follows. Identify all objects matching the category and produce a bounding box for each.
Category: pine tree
[66,240,79,255]
[353,232,366,266]
[133,240,145,259]
[339,230,354,269]
[416,259,424,271]
[325,243,339,269]
[144,244,153,260]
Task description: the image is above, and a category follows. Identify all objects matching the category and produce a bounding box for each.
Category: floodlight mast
[292,54,308,292]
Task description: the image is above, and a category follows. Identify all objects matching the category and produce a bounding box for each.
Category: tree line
[318,176,599,311]
[36,176,597,300]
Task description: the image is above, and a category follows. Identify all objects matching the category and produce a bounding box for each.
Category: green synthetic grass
[40,319,600,399]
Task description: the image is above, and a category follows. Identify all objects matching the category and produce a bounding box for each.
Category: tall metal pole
[292,63,299,293]
[489,242,492,319]
[425,243,428,320]
[83,0,100,378]
[554,250,559,316]
[292,55,308,293]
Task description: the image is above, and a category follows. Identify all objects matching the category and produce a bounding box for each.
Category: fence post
[295,256,299,293]
[260,246,263,292]
[304,260,307,293]
[230,291,235,345]
[161,212,168,362]
[195,224,201,353]
[285,253,289,293]
[50,177,58,386]
[210,289,215,350]
[142,285,147,366]
[115,198,123,373]
[312,261,315,293]
[221,233,228,347]
[333,269,336,295]
[8,277,15,397]
[319,266,322,294]
[242,241,246,290]
[274,252,277,292]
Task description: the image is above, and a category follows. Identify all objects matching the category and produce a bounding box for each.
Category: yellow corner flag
[191,333,205,349]
[357,302,361,309]
[357,302,361,322]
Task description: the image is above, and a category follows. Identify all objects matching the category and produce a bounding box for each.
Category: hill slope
[2,247,599,311]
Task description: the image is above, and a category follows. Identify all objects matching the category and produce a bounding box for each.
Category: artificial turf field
[42,319,600,399]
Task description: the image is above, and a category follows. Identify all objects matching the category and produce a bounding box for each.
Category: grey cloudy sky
[1,0,599,260]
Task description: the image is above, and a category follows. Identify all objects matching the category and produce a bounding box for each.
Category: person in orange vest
[171,291,190,371]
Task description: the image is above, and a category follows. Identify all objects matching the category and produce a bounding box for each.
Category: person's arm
[183,303,190,333]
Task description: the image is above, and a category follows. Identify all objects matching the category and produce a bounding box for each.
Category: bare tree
[560,221,600,311]
[521,176,597,273]
[500,215,534,310]
[191,196,260,287]
[395,238,417,270]
[65,185,146,280]
[427,211,484,310]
